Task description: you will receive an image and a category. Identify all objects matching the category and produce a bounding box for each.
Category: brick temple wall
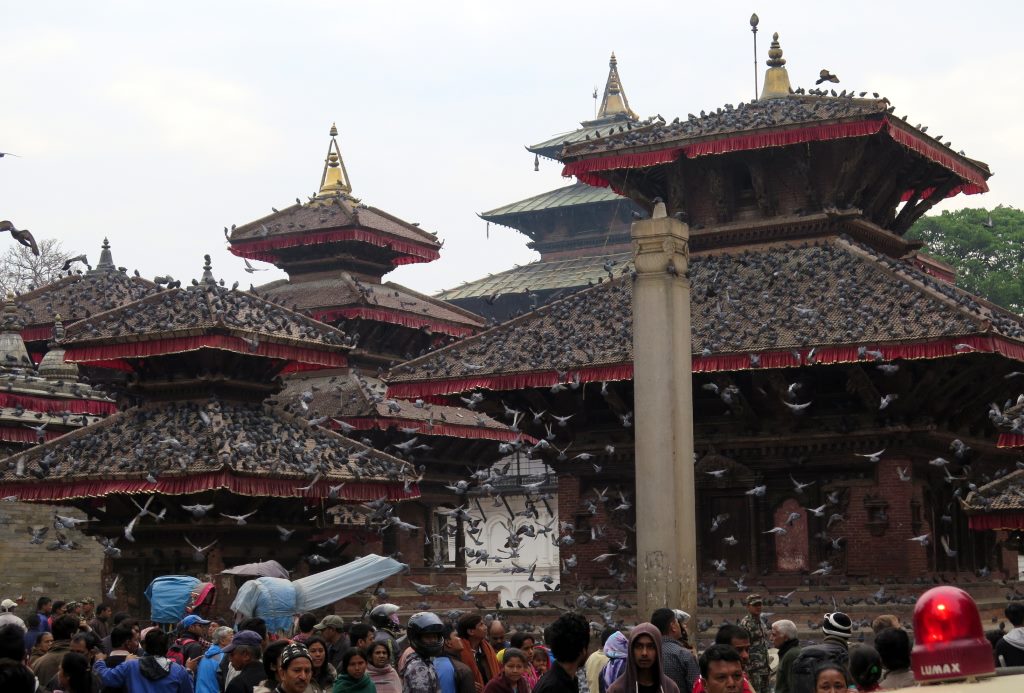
[0,502,104,606]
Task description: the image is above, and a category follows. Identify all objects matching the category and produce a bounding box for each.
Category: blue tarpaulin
[230,554,405,632]
[145,575,202,624]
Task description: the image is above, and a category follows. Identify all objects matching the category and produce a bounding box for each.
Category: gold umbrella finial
[760,31,792,99]
[317,122,353,199]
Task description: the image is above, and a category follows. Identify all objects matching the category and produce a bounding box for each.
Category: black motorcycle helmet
[370,603,401,630]
[407,612,445,658]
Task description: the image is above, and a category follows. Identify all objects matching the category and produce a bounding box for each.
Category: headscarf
[606,624,679,693]
[602,631,629,692]
[459,637,501,690]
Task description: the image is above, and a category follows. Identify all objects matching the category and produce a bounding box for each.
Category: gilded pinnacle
[767,32,786,67]
[317,122,353,198]
[760,31,793,100]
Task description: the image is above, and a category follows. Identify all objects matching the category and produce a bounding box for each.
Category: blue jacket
[95,655,195,693]
[195,643,224,693]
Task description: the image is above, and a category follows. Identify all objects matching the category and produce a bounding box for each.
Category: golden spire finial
[317,123,353,199]
[597,52,637,119]
[760,31,793,99]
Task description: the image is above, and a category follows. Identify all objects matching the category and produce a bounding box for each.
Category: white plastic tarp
[221,560,290,579]
[229,554,405,627]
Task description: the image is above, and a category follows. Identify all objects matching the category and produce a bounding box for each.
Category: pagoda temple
[226,129,527,588]
[0,258,420,611]
[16,238,159,363]
[438,54,646,320]
[388,33,1024,592]
[0,301,115,596]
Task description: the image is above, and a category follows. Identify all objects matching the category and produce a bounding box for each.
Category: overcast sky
[3,2,1022,296]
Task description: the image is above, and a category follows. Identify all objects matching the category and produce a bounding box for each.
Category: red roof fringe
[20,326,54,342]
[0,392,115,416]
[229,229,440,266]
[0,427,65,444]
[562,118,989,199]
[0,470,418,502]
[336,417,537,444]
[65,336,348,370]
[997,433,1024,449]
[968,513,1024,530]
[314,308,477,337]
[387,335,1024,398]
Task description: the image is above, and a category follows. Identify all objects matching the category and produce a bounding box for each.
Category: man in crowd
[770,620,800,693]
[533,612,591,693]
[349,622,376,651]
[313,614,348,671]
[584,627,616,693]
[89,603,112,642]
[698,645,745,693]
[996,602,1024,667]
[874,627,913,689]
[36,597,52,633]
[103,624,139,693]
[174,614,211,664]
[292,613,317,644]
[401,612,446,693]
[456,613,500,689]
[607,623,679,693]
[277,644,314,693]
[692,626,753,693]
[738,596,769,693]
[31,613,79,686]
[871,615,901,634]
[94,628,193,692]
[0,599,25,631]
[370,603,402,664]
[651,609,698,693]
[488,620,508,652]
[790,612,852,693]
[223,630,265,693]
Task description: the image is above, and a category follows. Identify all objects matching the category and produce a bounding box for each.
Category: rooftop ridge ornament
[92,237,116,273]
[0,293,25,332]
[201,254,216,284]
[760,32,793,100]
[316,122,353,199]
[597,52,637,120]
[51,314,65,343]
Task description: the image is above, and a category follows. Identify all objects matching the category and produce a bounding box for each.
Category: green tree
[907,206,1024,315]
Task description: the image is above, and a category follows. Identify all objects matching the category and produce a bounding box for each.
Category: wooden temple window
[865,495,890,537]
[772,498,809,572]
[574,514,592,544]
[910,499,923,537]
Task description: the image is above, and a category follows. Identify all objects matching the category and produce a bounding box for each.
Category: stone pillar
[631,208,697,619]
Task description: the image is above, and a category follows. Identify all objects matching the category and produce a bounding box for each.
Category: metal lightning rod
[751,13,760,100]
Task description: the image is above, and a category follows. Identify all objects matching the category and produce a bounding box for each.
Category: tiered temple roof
[392,237,1024,394]
[0,258,418,503]
[16,239,159,346]
[228,125,483,352]
[439,56,644,318]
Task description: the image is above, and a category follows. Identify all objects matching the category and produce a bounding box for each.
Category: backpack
[790,642,849,693]
[167,636,196,666]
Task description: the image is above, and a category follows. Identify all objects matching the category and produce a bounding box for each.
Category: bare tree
[0,238,74,296]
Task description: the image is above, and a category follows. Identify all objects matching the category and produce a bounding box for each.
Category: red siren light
[911,585,995,683]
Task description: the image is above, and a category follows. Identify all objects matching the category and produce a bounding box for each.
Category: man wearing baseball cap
[223,630,265,693]
[175,614,211,664]
[313,614,349,671]
[0,598,25,630]
[738,595,769,693]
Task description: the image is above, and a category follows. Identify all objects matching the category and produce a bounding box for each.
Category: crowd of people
[0,591,1022,693]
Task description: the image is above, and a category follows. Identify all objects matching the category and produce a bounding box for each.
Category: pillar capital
[631,215,690,276]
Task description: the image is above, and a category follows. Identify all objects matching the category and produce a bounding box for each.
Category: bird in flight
[0,221,39,256]
[816,69,840,84]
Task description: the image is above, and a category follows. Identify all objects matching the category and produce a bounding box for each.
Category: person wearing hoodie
[600,632,629,693]
[195,626,232,693]
[996,602,1024,667]
[606,624,679,693]
[93,629,193,693]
